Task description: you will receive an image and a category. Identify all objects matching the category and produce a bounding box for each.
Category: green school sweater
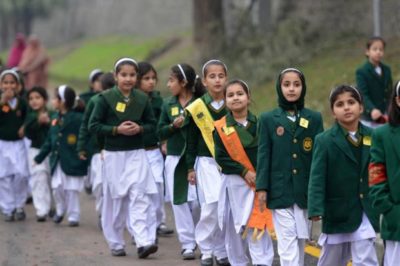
[24,110,52,149]
[0,97,27,141]
[142,90,163,148]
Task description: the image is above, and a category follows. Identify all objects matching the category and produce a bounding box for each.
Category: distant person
[7,33,26,68]
[79,69,104,105]
[356,36,393,128]
[18,35,50,90]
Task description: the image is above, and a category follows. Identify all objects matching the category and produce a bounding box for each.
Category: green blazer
[24,110,52,149]
[369,124,400,241]
[79,90,97,106]
[142,90,163,148]
[34,111,88,176]
[0,97,27,141]
[308,122,379,234]
[355,61,392,121]
[256,107,323,209]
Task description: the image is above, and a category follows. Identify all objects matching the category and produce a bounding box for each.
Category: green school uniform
[79,90,97,106]
[88,86,156,151]
[185,92,227,170]
[256,108,323,209]
[34,111,88,176]
[214,112,258,176]
[308,122,379,234]
[355,61,392,120]
[0,97,27,140]
[157,95,196,204]
[142,90,163,149]
[24,110,52,149]
[369,124,400,241]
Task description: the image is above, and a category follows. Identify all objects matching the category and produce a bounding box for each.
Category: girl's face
[281,72,302,102]
[366,40,384,65]
[332,92,363,126]
[167,74,185,96]
[114,64,137,93]
[52,97,61,111]
[28,92,46,111]
[225,83,250,113]
[202,65,227,95]
[0,74,18,97]
[92,79,103,93]
[139,70,157,93]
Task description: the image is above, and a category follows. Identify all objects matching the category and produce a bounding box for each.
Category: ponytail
[171,63,205,98]
[193,75,206,98]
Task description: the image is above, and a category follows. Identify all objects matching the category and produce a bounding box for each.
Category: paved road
[0,193,320,265]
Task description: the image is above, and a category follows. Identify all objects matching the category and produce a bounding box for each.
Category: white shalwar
[145,148,167,227]
[317,213,378,266]
[0,139,29,215]
[101,149,158,250]
[272,204,310,266]
[164,155,200,250]
[219,173,274,266]
[52,164,84,222]
[195,156,227,259]
[89,153,103,215]
[384,241,400,266]
[28,147,51,217]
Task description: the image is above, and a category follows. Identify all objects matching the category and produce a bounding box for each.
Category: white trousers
[152,182,166,227]
[30,170,51,217]
[102,182,156,250]
[272,205,310,266]
[384,240,400,266]
[172,200,200,250]
[195,201,227,259]
[90,154,103,215]
[53,186,80,222]
[0,175,28,215]
[225,205,274,266]
[317,238,378,266]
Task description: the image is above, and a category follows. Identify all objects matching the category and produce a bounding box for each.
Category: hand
[117,121,136,136]
[311,216,322,221]
[129,122,143,135]
[79,153,87,160]
[187,171,196,185]
[371,108,383,121]
[244,170,256,186]
[38,112,50,124]
[161,142,167,155]
[1,88,14,103]
[258,191,267,212]
[18,126,24,138]
[172,115,185,128]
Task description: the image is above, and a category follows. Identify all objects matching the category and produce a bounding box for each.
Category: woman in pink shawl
[18,35,50,90]
[7,33,26,68]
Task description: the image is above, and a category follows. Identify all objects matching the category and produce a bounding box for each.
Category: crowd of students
[0,36,399,266]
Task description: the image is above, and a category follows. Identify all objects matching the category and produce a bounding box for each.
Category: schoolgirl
[158,63,202,260]
[136,61,173,236]
[88,58,158,258]
[356,36,392,128]
[369,81,400,266]
[25,86,52,221]
[214,80,274,266]
[34,85,88,227]
[256,68,323,266]
[185,59,229,266]
[308,85,379,266]
[0,69,29,221]
[79,69,104,105]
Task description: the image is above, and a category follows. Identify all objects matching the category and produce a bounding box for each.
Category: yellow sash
[186,99,216,157]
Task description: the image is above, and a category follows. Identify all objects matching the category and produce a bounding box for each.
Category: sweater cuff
[112,126,118,136]
[241,168,249,178]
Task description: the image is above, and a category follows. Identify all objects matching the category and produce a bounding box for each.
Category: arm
[157,103,175,141]
[34,129,52,164]
[140,99,156,134]
[88,96,116,136]
[368,129,393,214]
[185,114,199,171]
[77,100,94,156]
[255,113,271,192]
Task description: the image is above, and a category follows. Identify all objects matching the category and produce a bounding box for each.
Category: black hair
[137,62,158,86]
[202,60,227,78]
[171,63,205,98]
[100,72,115,91]
[366,36,386,49]
[55,85,84,112]
[224,79,250,97]
[388,81,400,127]
[28,86,48,101]
[329,85,363,110]
[114,58,138,74]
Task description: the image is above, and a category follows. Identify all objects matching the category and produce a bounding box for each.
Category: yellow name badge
[363,136,371,146]
[116,102,126,113]
[223,126,235,136]
[67,134,77,145]
[299,117,309,128]
[171,107,179,116]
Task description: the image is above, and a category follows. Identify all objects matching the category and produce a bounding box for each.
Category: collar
[225,111,257,127]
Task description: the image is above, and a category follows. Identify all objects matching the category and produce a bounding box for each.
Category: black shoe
[137,244,158,259]
[4,213,14,222]
[181,249,195,260]
[25,196,33,204]
[111,249,126,257]
[215,257,230,266]
[85,185,92,195]
[157,223,174,236]
[15,208,26,221]
[53,214,64,224]
[68,221,79,227]
[48,209,56,218]
[201,256,214,266]
[36,215,47,222]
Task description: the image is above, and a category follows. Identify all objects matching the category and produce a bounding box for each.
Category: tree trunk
[258,0,272,34]
[193,0,225,62]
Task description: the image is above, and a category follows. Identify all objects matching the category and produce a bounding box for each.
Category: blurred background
[1,0,399,122]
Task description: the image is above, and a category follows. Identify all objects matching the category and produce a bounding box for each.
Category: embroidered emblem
[1,105,10,113]
[171,106,179,116]
[196,112,204,119]
[116,102,126,113]
[67,134,77,145]
[363,136,371,146]
[303,137,313,151]
[368,163,386,185]
[299,117,309,128]
[276,126,284,136]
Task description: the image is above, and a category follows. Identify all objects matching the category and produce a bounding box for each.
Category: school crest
[67,134,77,145]
[276,126,284,136]
[303,137,313,151]
[1,105,10,113]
